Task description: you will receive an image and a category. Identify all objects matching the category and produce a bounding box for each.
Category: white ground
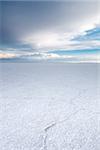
[0,63,100,150]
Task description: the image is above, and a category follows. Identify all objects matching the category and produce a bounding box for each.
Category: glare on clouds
[0,53,16,59]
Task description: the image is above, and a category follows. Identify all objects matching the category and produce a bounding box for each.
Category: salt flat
[0,63,100,150]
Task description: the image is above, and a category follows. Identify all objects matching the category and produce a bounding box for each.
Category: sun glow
[0,53,16,59]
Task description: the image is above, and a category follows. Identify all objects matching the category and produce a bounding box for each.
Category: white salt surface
[0,63,100,150]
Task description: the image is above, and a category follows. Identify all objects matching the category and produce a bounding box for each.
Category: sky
[0,0,100,62]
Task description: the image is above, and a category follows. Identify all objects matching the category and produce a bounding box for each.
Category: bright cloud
[22,23,100,51]
[0,1,100,62]
[0,53,17,59]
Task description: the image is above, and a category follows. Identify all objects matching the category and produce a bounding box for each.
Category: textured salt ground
[0,63,100,150]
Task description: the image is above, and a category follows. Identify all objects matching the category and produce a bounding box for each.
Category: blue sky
[73,27,100,41]
[0,1,100,62]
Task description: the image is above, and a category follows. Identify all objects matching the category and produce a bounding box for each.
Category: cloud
[1,50,99,63]
[0,1,100,62]
[22,24,100,51]
[0,53,17,59]
[1,1,100,46]
[73,26,100,41]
